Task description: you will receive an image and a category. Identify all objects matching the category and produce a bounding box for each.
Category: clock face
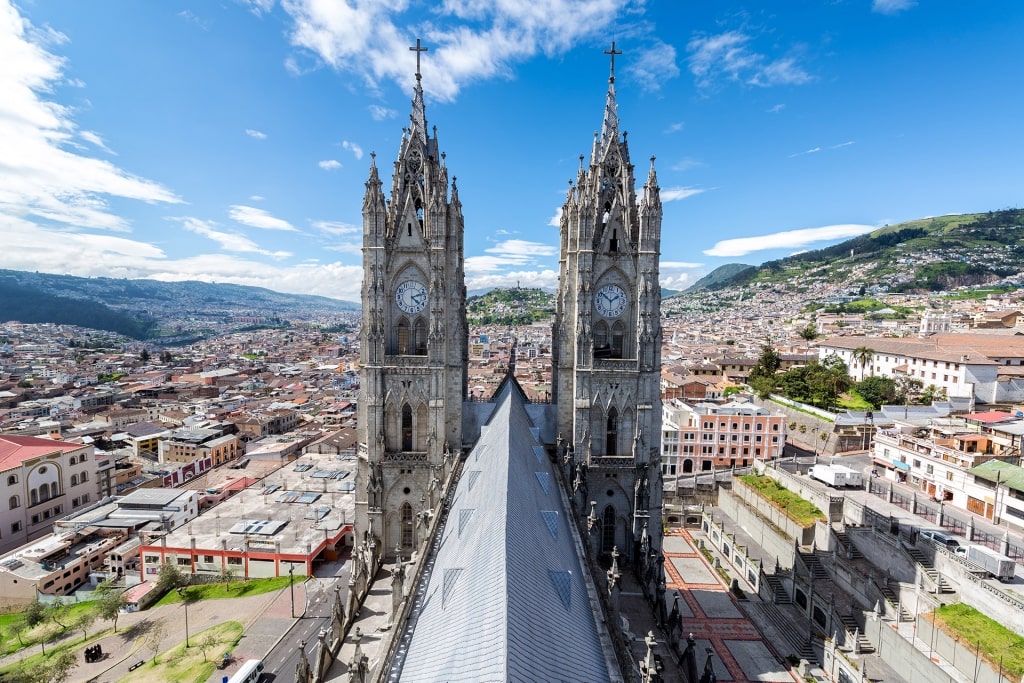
[396,280,428,314]
[595,284,627,318]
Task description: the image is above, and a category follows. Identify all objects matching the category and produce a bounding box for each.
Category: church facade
[352,41,666,680]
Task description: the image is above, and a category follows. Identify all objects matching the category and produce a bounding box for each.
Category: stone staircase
[798,550,829,581]
[763,573,791,604]
[833,529,863,560]
[876,581,913,622]
[836,612,875,654]
[904,544,956,594]
[749,603,817,663]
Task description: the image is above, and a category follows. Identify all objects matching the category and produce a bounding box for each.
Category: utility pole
[289,564,296,618]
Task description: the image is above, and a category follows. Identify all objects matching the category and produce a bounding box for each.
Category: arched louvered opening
[602,505,616,554]
[402,404,413,451]
[611,321,625,358]
[606,407,619,456]
[413,317,427,355]
[396,316,410,355]
[401,503,414,548]
[594,321,610,358]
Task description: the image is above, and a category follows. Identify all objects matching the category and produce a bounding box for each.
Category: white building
[0,435,98,554]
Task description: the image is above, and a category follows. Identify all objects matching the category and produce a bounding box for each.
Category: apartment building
[819,332,1024,404]
[0,435,99,554]
[662,399,787,476]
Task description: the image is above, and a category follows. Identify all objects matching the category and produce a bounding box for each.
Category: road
[261,554,352,682]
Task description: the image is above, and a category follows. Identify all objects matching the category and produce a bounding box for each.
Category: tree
[23,599,46,629]
[894,376,925,404]
[96,586,128,633]
[5,617,28,648]
[750,341,781,380]
[156,562,188,595]
[852,346,875,381]
[46,650,77,683]
[218,564,238,592]
[856,376,897,409]
[46,597,69,631]
[798,324,819,350]
[73,609,96,642]
[139,348,150,363]
[147,620,167,664]
[197,630,220,662]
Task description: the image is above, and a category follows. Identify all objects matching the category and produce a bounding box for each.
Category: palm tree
[799,324,818,352]
[852,346,874,381]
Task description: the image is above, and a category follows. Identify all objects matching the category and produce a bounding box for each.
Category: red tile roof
[0,435,86,468]
[965,411,1016,424]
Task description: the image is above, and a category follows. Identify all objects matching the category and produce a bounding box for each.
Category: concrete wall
[732,477,817,545]
[701,512,762,591]
[756,461,844,523]
[864,614,961,683]
[844,527,917,584]
[717,487,796,569]
[957,571,1024,637]
[916,614,1015,683]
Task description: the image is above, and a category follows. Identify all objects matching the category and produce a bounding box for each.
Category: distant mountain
[682,209,1024,295]
[681,264,757,295]
[0,270,359,341]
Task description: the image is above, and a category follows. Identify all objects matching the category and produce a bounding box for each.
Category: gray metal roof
[394,383,612,682]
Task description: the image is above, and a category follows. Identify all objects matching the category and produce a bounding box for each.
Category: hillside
[466,288,555,325]
[0,270,359,341]
[675,209,1024,299]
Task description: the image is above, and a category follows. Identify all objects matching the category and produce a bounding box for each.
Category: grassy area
[154,576,294,607]
[737,474,826,527]
[0,601,106,656]
[116,620,243,683]
[932,604,1024,680]
[837,392,872,410]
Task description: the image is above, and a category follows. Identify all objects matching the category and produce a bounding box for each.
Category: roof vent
[548,570,572,610]
[534,471,550,494]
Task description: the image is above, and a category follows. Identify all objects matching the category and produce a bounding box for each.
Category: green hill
[709,209,1024,293]
[466,288,555,325]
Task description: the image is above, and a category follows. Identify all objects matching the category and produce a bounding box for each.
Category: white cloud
[0,2,180,231]
[789,140,855,158]
[245,128,268,140]
[80,130,115,154]
[687,30,812,90]
[767,103,785,114]
[466,239,558,274]
[312,220,359,235]
[548,207,562,227]
[0,215,364,301]
[368,104,396,121]
[228,205,297,231]
[660,186,705,202]
[279,0,632,101]
[177,216,291,259]
[318,159,342,170]
[627,40,679,93]
[243,0,276,17]
[873,0,916,15]
[664,121,684,134]
[342,140,363,160]
[671,158,702,172]
[249,195,265,201]
[704,224,877,257]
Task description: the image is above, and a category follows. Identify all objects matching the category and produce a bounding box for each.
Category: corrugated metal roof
[394,383,612,682]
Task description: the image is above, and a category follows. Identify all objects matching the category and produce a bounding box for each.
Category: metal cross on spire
[410,38,428,81]
[604,41,622,84]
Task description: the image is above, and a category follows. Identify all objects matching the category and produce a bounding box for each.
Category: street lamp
[289,564,295,618]
[177,586,189,648]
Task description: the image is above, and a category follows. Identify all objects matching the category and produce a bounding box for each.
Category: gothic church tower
[554,44,664,563]
[356,47,467,560]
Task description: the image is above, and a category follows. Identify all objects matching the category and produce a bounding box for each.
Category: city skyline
[2,0,1022,302]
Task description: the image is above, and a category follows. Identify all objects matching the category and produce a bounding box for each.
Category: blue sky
[2,0,1022,303]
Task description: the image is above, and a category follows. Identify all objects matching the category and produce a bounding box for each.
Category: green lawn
[154,576,294,607]
[116,620,243,683]
[0,601,105,656]
[737,474,826,527]
[932,604,1024,679]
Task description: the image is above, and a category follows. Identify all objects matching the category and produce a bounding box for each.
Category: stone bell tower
[553,43,664,565]
[356,41,467,561]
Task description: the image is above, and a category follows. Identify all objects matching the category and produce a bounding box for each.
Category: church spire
[599,42,621,147]
[409,39,429,146]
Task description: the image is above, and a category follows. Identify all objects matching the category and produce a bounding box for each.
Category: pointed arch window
[611,322,626,359]
[606,407,619,456]
[602,505,616,554]
[402,404,413,451]
[594,321,609,358]
[396,316,410,355]
[401,502,414,548]
[413,317,427,355]
[610,228,618,253]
